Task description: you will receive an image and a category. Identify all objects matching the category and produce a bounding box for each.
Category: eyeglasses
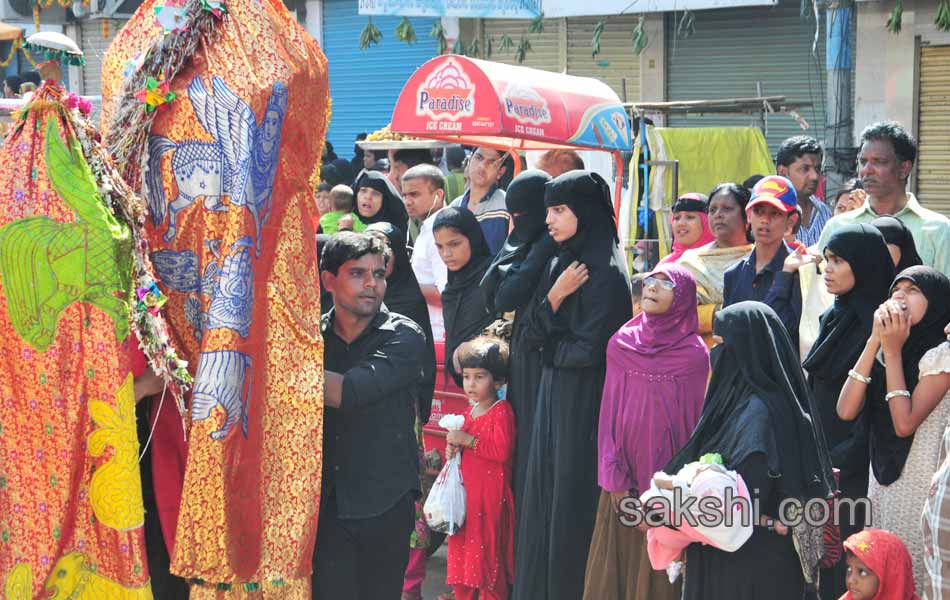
[471,151,504,166]
[644,276,676,291]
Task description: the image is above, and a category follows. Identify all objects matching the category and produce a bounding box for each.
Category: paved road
[420,545,451,599]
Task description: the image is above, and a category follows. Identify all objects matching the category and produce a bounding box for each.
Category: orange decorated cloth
[99,0,328,595]
[0,85,151,598]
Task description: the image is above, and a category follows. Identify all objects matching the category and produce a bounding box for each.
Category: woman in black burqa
[664,301,836,600]
[801,223,894,599]
[512,170,632,600]
[353,169,409,234]
[478,169,556,502]
[365,221,436,425]
[434,207,496,388]
[870,215,923,273]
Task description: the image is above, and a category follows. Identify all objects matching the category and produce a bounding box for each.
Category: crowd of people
[128,118,950,600]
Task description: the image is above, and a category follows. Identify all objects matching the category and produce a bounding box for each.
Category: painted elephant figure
[191,349,253,440]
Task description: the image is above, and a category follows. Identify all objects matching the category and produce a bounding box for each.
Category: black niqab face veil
[803,224,895,381]
[480,169,551,309]
[667,301,836,503]
[354,169,409,233]
[506,169,551,242]
[871,216,923,274]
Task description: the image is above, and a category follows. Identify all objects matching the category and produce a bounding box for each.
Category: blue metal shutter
[665,0,828,156]
[322,0,438,160]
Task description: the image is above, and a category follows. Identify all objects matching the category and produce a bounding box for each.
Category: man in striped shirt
[776,135,832,248]
[450,146,512,255]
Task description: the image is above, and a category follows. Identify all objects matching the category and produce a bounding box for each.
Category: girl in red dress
[445,336,516,600]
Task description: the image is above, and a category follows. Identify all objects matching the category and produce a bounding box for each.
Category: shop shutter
[566,16,640,102]
[322,0,437,159]
[916,45,950,217]
[480,17,561,73]
[665,0,828,156]
[81,19,125,100]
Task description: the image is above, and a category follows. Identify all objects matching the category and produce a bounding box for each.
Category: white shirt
[411,209,448,342]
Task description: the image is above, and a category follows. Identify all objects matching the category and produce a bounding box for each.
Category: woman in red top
[445,336,516,600]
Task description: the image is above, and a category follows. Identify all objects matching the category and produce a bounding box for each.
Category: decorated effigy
[99,0,329,596]
[0,65,174,598]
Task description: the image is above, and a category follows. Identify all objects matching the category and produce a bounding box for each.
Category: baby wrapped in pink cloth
[638,455,754,580]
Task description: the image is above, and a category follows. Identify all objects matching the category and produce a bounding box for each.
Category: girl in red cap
[842,529,919,600]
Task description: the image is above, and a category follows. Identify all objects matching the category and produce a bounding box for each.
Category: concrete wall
[854,0,950,142]
[302,0,322,46]
[638,13,666,125]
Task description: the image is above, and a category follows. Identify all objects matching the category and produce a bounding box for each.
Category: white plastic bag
[424,413,467,534]
[424,454,466,535]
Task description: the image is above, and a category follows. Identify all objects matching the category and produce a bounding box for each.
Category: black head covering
[667,301,836,503]
[331,158,355,188]
[354,170,409,233]
[480,169,553,313]
[434,207,495,386]
[890,266,950,389]
[351,140,365,175]
[320,163,338,185]
[803,224,895,381]
[870,216,923,274]
[364,222,437,423]
[868,266,950,485]
[543,170,618,251]
[433,206,492,264]
[671,193,709,214]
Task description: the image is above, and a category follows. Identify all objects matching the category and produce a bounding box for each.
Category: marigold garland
[0,38,22,69]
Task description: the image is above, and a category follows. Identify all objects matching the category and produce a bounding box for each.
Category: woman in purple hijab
[583,263,710,600]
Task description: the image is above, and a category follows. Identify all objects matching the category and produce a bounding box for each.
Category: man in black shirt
[312,232,427,599]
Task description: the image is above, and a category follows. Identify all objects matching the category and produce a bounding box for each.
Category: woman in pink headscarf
[660,193,715,265]
[583,263,710,600]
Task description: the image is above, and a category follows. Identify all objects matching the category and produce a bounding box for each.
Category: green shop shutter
[566,16,640,102]
[480,17,561,73]
[665,0,828,156]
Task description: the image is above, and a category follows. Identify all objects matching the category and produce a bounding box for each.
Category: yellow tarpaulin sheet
[629,126,775,259]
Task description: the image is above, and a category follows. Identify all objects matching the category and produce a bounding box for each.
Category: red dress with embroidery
[446,400,516,593]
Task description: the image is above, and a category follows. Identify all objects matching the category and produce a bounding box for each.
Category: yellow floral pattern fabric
[0,94,151,599]
[89,374,146,531]
[100,0,328,595]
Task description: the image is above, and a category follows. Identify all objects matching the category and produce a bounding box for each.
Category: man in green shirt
[818,121,950,275]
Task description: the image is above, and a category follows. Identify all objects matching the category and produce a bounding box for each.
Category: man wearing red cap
[724,175,818,346]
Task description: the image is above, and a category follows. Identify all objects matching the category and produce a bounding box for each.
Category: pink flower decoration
[64,93,93,115]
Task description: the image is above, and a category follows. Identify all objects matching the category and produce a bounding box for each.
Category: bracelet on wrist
[470,436,478,450]
[848,369,872,385]
[885,389,911,402]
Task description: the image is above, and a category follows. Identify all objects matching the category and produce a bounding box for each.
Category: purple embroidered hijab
[597,263,710,494]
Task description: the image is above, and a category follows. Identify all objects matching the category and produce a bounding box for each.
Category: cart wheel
[427,531,446,557]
